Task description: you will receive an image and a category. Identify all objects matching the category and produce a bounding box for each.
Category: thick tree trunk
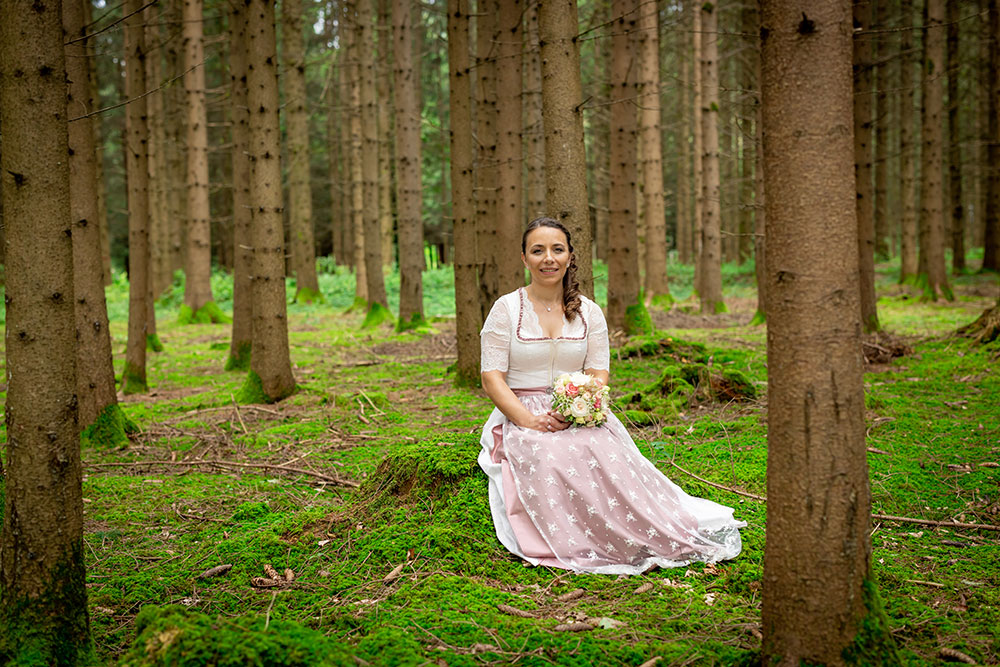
[282,0,321,302]
[699,2,724,314]
[394,0,426,330]
[639,0,670,304]
[918,0,953,299]
[448,0,481,385]
[496,0,525,297]
[946,0,965,274]
[123,0,151,394]
[227,0,253,371]
[0,1,89,656]
[983,0,1000,272]
[182,0,217,318]
[899,0,919,282]
[538,0,593,297]
[523,2,545,219]
[854,0,879,331]
[241,0,296,402]
[360,0,390,325]
[476,0,501,321]
[759,2,898,662]
[64,0,125,440]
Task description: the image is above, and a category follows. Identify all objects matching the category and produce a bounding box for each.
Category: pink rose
[566,384,579,396]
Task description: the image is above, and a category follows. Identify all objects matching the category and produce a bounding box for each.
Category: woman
[477,218,744,574]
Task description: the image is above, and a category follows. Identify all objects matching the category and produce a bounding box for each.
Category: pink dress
[478,288,744,574]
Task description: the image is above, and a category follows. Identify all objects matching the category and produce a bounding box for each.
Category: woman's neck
[526,282,563,304]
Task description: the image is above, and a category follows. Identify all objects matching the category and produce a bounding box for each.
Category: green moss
[145,333,164,353]
[117,605,351,666]
[617,336,709,363]
[396,311,427,332]
[232,501,270,521]
[120,361,148,395]
[624,300,654,336]
[294,286,325,304]
[0,540,93,667]
[80,402,136,449]
[343,296,368,314]
[622,409,656,425]
[841,577,901,665]
[749,309,766,326]
[177,301,231,325]
[224,341,251,371]
[361,301,395,329]
[712,300,728,314]
[235,369,293,404]
[649,292,675,309]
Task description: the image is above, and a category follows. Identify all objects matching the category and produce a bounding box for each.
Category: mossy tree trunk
[65,0,128,444]
[123,0,151,394]
[475,0,500,322]
[0,0,91,659]
[638,0,670,305]
[759,1,898,661]
[854,0,880,331]
[182,0,217,319]
[698,1,724,314]
[496,0,525,297]
[394,0,426,331]
[899,0,919,283]
[227,0,253,371]
[242,0,296,402]
[917,0,953,299]
[448,0,481,385]
[282,0,322,303]
[523,1,545,219]
[538,0,593,297]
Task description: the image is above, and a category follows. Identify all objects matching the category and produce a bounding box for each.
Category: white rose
[569,372,591,388]
[569,396,590,419]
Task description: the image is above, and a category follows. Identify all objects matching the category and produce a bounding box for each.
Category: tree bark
[677,0,692,266]
[449,0,481,385]
[899,0,919,282]
[0,0,89,656]
[983,0,1000,272]
[182,0,217,318]
[751,0,766,325]
[476,0,501,321]
[394,0,426,330]
[918,0,953,299]
[242,0,296,402]
[377,0,395,269]
[945,0,965,274]
[345,0,368,305]
[872,0,890,260]
[146,15,171,299]
[699,1,724,313]
[639,0,670,304]
[496,0,525,298]
[692,2,704,296]
[759,2,899,662]
[282,0,322,302]
[854,0,879,331]
[523,1,546,219]
[538,0,593,297]
[227,0,253,371]
[163,0,186,279]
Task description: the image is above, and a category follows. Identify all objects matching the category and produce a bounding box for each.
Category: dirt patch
[649,297,757,330]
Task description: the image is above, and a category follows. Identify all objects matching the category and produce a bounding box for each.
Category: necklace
[528,288,562,312]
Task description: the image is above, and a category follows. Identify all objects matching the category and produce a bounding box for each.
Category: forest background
[0,0,999,664]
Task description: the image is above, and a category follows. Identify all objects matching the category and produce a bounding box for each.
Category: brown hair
[522,217,582,322]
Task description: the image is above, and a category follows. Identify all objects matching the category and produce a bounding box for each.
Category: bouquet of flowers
[552,372,611,427]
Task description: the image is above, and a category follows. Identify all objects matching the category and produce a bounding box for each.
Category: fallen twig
[197,564,233,579]
[85,459,359,488]
[904,579,945,588]
[667,460,766,502]
[230,393,249,435]
[938,647,976,664]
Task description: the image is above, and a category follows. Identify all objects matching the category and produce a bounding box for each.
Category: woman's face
[522,226,571,288]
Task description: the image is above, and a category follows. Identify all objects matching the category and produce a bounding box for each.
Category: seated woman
[477,217,745,574]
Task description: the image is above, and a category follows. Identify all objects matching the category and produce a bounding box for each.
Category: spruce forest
[0,0,998,664]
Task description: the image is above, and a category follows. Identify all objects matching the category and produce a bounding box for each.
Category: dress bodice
[480,288,610,388]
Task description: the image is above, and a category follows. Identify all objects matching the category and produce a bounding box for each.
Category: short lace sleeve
[583,299,610,371]
[480,298,512,373]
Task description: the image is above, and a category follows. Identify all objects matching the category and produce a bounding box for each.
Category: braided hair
[522,217,583,322]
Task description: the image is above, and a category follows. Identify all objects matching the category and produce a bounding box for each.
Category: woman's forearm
[585,368,610,385]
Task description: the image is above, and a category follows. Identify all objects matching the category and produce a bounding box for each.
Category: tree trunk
[82,0,112,286]
[946,0,965,274]
[899,0,919,282]
[64,0,127,443]
[523,1,545,219]
[360,0,391,325]
[983,0,1000,272]
[394,0,426,330]
[692,1,704,296]
[146,16,170,299]
[377,0,395,268]
[590,10,612,264]
[123,0,151,394]
[918,0,953,299]
[751,0,766,325]
[327,41,346,266]
[241,0,296,403]
[476,0,500,321]
[538,0,593,297]
[854,0,879,331]
[182,0,217,320]
[873,0,890,261]
[164,0,186,279]
[448,0,481,385]
[282,0,322,302]
[759,2,899,661]
[699,1,724,314]
[677,0,692,267]
[496,0,525,296]
[639,0,670,304]
[227,0,253,371]
[0,1,89,656]
[346,0,368,305]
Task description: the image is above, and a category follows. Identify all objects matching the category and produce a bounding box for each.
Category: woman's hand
[524,410,569,433]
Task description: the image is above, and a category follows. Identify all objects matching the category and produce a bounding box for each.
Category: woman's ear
[521,252,528,267]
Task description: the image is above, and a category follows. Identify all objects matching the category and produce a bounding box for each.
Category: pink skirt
[478,388,744,574]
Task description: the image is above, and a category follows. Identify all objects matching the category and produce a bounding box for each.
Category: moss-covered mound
[118,605,352,666]
[618,362,756,422]
[614,336,709,364]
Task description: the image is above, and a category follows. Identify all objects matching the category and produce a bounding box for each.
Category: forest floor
[1,258,999,666]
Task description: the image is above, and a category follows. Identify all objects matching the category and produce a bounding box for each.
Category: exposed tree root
[956,303,1000,345]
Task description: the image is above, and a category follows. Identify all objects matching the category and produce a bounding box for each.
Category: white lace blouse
[480,288,610,388]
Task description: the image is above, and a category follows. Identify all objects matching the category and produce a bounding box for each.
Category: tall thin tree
[496,0,526,295]
[982,0,1000,272]
[476,0,501,320]
[946,0,965,274]
[899,0,919,282]
[854,0,879,331]
[699,1,724,313]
